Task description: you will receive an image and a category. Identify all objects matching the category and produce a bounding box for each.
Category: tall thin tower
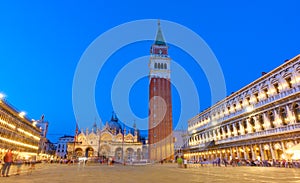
[148,20,173,161]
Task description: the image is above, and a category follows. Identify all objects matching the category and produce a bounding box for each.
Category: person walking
[2,149,13,177]
[15,157,23,175]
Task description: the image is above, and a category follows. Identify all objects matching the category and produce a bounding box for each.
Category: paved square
[2,163,300,183]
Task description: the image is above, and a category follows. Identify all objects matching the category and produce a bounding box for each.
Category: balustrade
[215,123,300,145]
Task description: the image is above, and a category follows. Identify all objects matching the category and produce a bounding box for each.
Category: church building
[68,113,145,163]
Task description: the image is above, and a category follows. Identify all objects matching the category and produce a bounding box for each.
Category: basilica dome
[107,113,122,133]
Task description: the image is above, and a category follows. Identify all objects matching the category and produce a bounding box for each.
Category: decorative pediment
[124,133,134,142]
[88,132,97,140]
[101,132,113,142]
[115,133,123,142]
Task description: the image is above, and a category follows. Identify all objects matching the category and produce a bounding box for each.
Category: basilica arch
[75,148,83,157]
[125,147,134,161]
[115,147,122,161]
[99,144,111,159]
[137,148,142,160]
[85,147,94,157]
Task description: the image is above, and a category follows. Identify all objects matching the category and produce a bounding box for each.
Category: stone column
[243,146,248,160]
[239,121,245,135]
[259,144,265,161]
[274,109,282,128]
[217,129,221,140]
[263,113,271,130]
[221,127,226,139]
[253,116,261,132]
[246,118,253,133]
[281,141,286,152]
[236,147,240,159]
[213,130,217,141]
[251,145,256,161]
[227,125,232,138]
[286,105,296,124]
[233,123,238,136]
[230,147,233,161]
[269,142,276,160]
[205,133,208,143]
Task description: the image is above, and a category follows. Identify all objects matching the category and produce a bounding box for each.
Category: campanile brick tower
[148,20,174,162]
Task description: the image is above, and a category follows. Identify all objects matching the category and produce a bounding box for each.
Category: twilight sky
[0,1,299,142]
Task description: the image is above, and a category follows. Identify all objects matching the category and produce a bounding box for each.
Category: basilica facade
[68,114,146,163]
[184,54,300,162]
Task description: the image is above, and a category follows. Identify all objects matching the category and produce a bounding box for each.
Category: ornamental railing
[215,123,300,145]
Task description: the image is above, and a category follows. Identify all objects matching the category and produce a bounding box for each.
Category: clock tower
[148,20,174,161]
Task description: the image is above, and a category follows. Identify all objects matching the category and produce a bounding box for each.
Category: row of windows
[0,110,39,137]
[154,62,167,69]
[189,104,300,144]
[189,70,300,129]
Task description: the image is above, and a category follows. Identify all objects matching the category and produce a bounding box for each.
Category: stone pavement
[1,163,300,183]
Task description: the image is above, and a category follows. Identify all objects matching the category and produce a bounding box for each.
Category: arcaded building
[0,96,41,160]
[184,54,300,162]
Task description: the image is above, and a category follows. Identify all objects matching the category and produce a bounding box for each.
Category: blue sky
[0,1,299,142]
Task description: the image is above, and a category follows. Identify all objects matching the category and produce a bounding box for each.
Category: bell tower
[148,20,173,161]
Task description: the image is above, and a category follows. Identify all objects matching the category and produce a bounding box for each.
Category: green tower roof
[154,20,166,46]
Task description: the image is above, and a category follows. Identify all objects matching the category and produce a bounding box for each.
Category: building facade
[56,135,74,159]
[0,97,41,161]
[173,130,187,160]
[184,54,300,162]
[148,21,174,161]
[68,114,145,163]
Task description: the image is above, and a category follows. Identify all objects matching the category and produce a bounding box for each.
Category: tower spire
[155,19,166,46]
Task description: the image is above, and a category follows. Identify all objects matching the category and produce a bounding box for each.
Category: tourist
[2,149,13,177]
[223,158,228,167]
[216,157,221,167]
[15,157,23,175]
[183,158,188,168]
[177,157,183,168]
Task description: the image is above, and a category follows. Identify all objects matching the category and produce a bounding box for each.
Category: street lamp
[0,93,4,100]
[19,111,26,118]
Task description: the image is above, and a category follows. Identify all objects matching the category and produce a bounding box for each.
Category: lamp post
[98,120,102,162]
[122,124,125,165]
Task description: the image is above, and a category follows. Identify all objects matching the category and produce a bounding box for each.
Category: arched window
[249,117,255,127]
[158,63,161,69]
[293,103,300,122]
[258,114,264,130]
[236,122,240,134]
[280,108,287,125]
[273,83,280,94]
[269,111,275,128]
[164,63,167,69]
[285,77,292,88]
[154,63,157,69]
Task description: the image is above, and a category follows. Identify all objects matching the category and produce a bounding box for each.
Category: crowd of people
[185,157,300,168]
[1,149,38,177]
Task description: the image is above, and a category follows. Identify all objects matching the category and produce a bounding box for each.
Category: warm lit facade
[148,21,174,161]
[0,97,41,160]
[68,114,145,163]
[185,54,300,162]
